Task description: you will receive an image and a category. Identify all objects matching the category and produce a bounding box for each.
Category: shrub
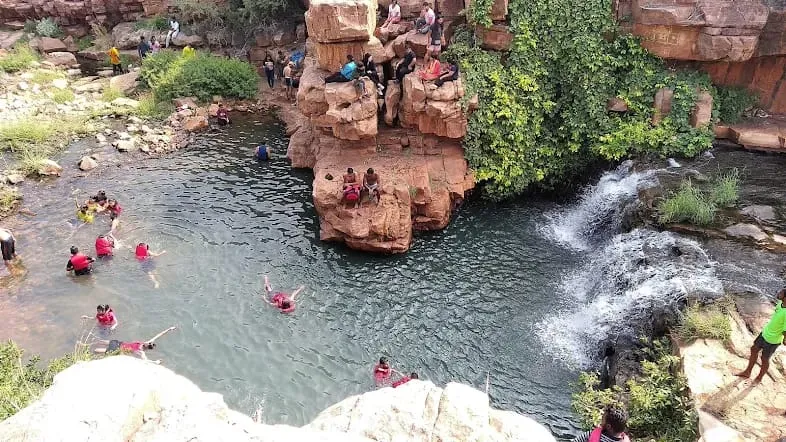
[0,340,90,420]
[0,120,57,150]
[0,46,38,73]
[709,168,739,208]
[134,16,170,31]
[142,51,259,102]
[35,18,61,38]
[77,36,94,51]
[133,94,174,119]
[30,69,64,85]
[572,338,698,442]
[716,87,757,124]
[51,88,75,104]
[676,302,732,343]
[0,186,21,216]
[101,86,124,102]
[658,181,716,226]
[17,145,52,175]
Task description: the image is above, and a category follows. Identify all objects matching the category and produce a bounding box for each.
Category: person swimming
[93,326,177,364]
[90,190,108,207]
[255,142,271,162]
[392,370,418,387]
[96,198,122,232]
[66,246,95,276]
[373,357,392,386]
[76,203,94,224]
[135,243,166,288]
[95,234,116,258]
[216,104,230,125]
[82,304,118,330]
[263,275,304,314]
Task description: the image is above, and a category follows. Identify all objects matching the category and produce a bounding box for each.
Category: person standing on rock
[283,62,295,101]
[138,36,151,59]
[572,406,630,442]
[276,51,287,85]
[165,17,180,48]
[735,288,786,384]
[363,168,381,205]
[381,0,402,30]
[362,53,383,96]
[263,53,276,89]
[107,46,122,75]
[0,228,18,274]
[426,15,443,63]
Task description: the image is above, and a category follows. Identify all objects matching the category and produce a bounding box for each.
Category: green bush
[35,18,61,38]
[716,87,757,124]
[51,88,75,104]
[709,168,739,207]
[0,340,90,420]
[0,120,57,150]
[0,46,38,73]
[101,86,124,102]
[77,36,94,51]
[30,69,64,85]
[134,16,170,30]
[572,338,698,442]
[141,50,259,102]
[134,94,174,119]
[658,181,717,226]
[676,303,732,343]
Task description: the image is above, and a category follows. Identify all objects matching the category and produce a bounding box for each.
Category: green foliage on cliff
[0,46,38,73]
[572,338,698,442]
[715,86,757,124]
[449,0,718,199]
[0,341,91,421]
[140,50,259,102]
[466,0,495,27]
[658,168,739,225]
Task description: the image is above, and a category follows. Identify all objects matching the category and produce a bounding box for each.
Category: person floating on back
[391,370,418,388]
[0,228,18,274]
[94,326,177,364]
[264,275,304,314]
[135,243,166,288]
[373,357,392,386]
[82,304,118,330]
[735,288,786,384]
[216,104,230,126]
[572,406,630,442]
[95,233,116,258]
[67,246,95,276]
[255,142,271,162]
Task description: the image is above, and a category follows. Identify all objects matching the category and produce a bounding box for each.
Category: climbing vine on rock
[448,0,717,199]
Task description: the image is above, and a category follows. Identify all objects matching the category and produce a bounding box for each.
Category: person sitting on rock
[325,55,357,83]
[373,357,392,386]
[343,167,361,208]
[255,142,271,162]
[363,168,381,205]
[216,104,230,125]
[107,46,122,75]
[82,304,118,330]
[395,45,417,83]
[381,0,402,29]
[418,53,441,81]
[66,246,95,276]
[138,35,151,59]
[362,53,384,96]
[572,406,630,442]
[435,61,459,87]
[264,275,304,314]
[93,326,177,364]
[165,17,180,48]
[414,2,435,34]
[392,370,418,388]
[735,287,786,384]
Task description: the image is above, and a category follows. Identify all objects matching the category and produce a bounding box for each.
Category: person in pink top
[373,356,392,386]
[81,304,118,330]
[264,275,304,313]
[93,326,177,364]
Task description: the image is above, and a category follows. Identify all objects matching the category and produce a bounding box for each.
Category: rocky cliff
[618,0,786,113]
[0,356,556,442]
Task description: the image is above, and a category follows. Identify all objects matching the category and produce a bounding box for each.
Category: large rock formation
[0,356,556,442]
[400,74,469,139]
[617,0,786,112]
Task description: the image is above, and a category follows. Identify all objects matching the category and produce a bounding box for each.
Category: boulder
[6,173,25,184]
[78,156,98,171]
[740,205,777,222]
[652,87,674,125]
[45,51,77,67]
[109,71,139,95]
[63,35,78,52]
[115,139,137,152]
[183,116,209,132]
[312,36,387,70]
[0,30,24,50]
[173,97,199,109]
[51,78,69,89]
[306,0,377,43]
[376,21,413,43]
[436,0,464,18]
[39,37,67,53]
[37,159,62,176]
[392,31,429,58]
[172,33,204,47]
[322,79,378,139]
[724,223,769,242]
[477,24,513,51]
[297,64,329,116]
[384,80,401,125]
[400,75,470,138]
[607,97,628,112]
[727,122,785,151]
[112,22,158,50]
[689,90,713,128]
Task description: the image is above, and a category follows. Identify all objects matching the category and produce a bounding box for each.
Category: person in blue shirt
[255,142,271,162]
[325,55,357,83]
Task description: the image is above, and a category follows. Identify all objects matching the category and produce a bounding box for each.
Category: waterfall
[541,161,658,251]
[536,229,723,369]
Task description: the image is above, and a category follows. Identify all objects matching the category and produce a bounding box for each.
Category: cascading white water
[536,229,723,369]
[541,161,658,251]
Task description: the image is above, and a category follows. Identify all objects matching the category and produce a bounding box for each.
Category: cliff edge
[0,356,556,442]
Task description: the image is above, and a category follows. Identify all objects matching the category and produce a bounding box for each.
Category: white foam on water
[541,161,657,251]
[536,229,723,369]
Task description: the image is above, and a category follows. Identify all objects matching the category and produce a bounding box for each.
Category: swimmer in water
[88,190,108,208]
[75,200,95,224]
[93,326,177,364]
[263,275,304,314]
[255,142,271,162]
[135,243,166,288]
[373,357,392,386]
[66,246,95,276]
[95,233,116,258]
[82,304,118,330]
[391,370,418,387]
[96,198,122,232]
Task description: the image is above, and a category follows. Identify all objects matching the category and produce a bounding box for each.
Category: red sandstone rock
[477,24,513,51]
[376,21,412,44]
[391,31,429,58]
[45,51,77,67]
[728,121,786,151]
[400,75,469,138]
[312,36,387,70]
[305,0,377,43]
[465,0,507,21]
[652,87,673,125]
[39,37,67,53]
[384,79,401,125]
[296,62,329,116]
[183,116,209,132]
[435,0,463,18]
[689,90,713,128]
[323,79,379,139]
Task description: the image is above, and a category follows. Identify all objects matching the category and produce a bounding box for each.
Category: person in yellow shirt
[108,46,122,75]
[182,45,195,58]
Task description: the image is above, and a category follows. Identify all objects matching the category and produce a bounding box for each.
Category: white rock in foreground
[0,357,555,442]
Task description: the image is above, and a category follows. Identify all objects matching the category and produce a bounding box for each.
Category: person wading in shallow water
[735,287,786,384]
[66,246,95,276]
[572,406,630,442]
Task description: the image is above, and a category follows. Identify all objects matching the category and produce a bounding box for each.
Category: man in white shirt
[165,17,180,48]
[415,2,435,34]
[381,0,402,29]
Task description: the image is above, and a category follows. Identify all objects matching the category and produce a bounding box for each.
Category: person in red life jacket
[66,246,95,276]
[135,243,166,288]
[264,275,304,313]
[373,357,392,386]
[93,326,177,364]
[573,406,630,442]
[96,198,122,233]
[95,234,116,258]
[82,304,118,330]
[391,370,418,388]
[216,103,230,125]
